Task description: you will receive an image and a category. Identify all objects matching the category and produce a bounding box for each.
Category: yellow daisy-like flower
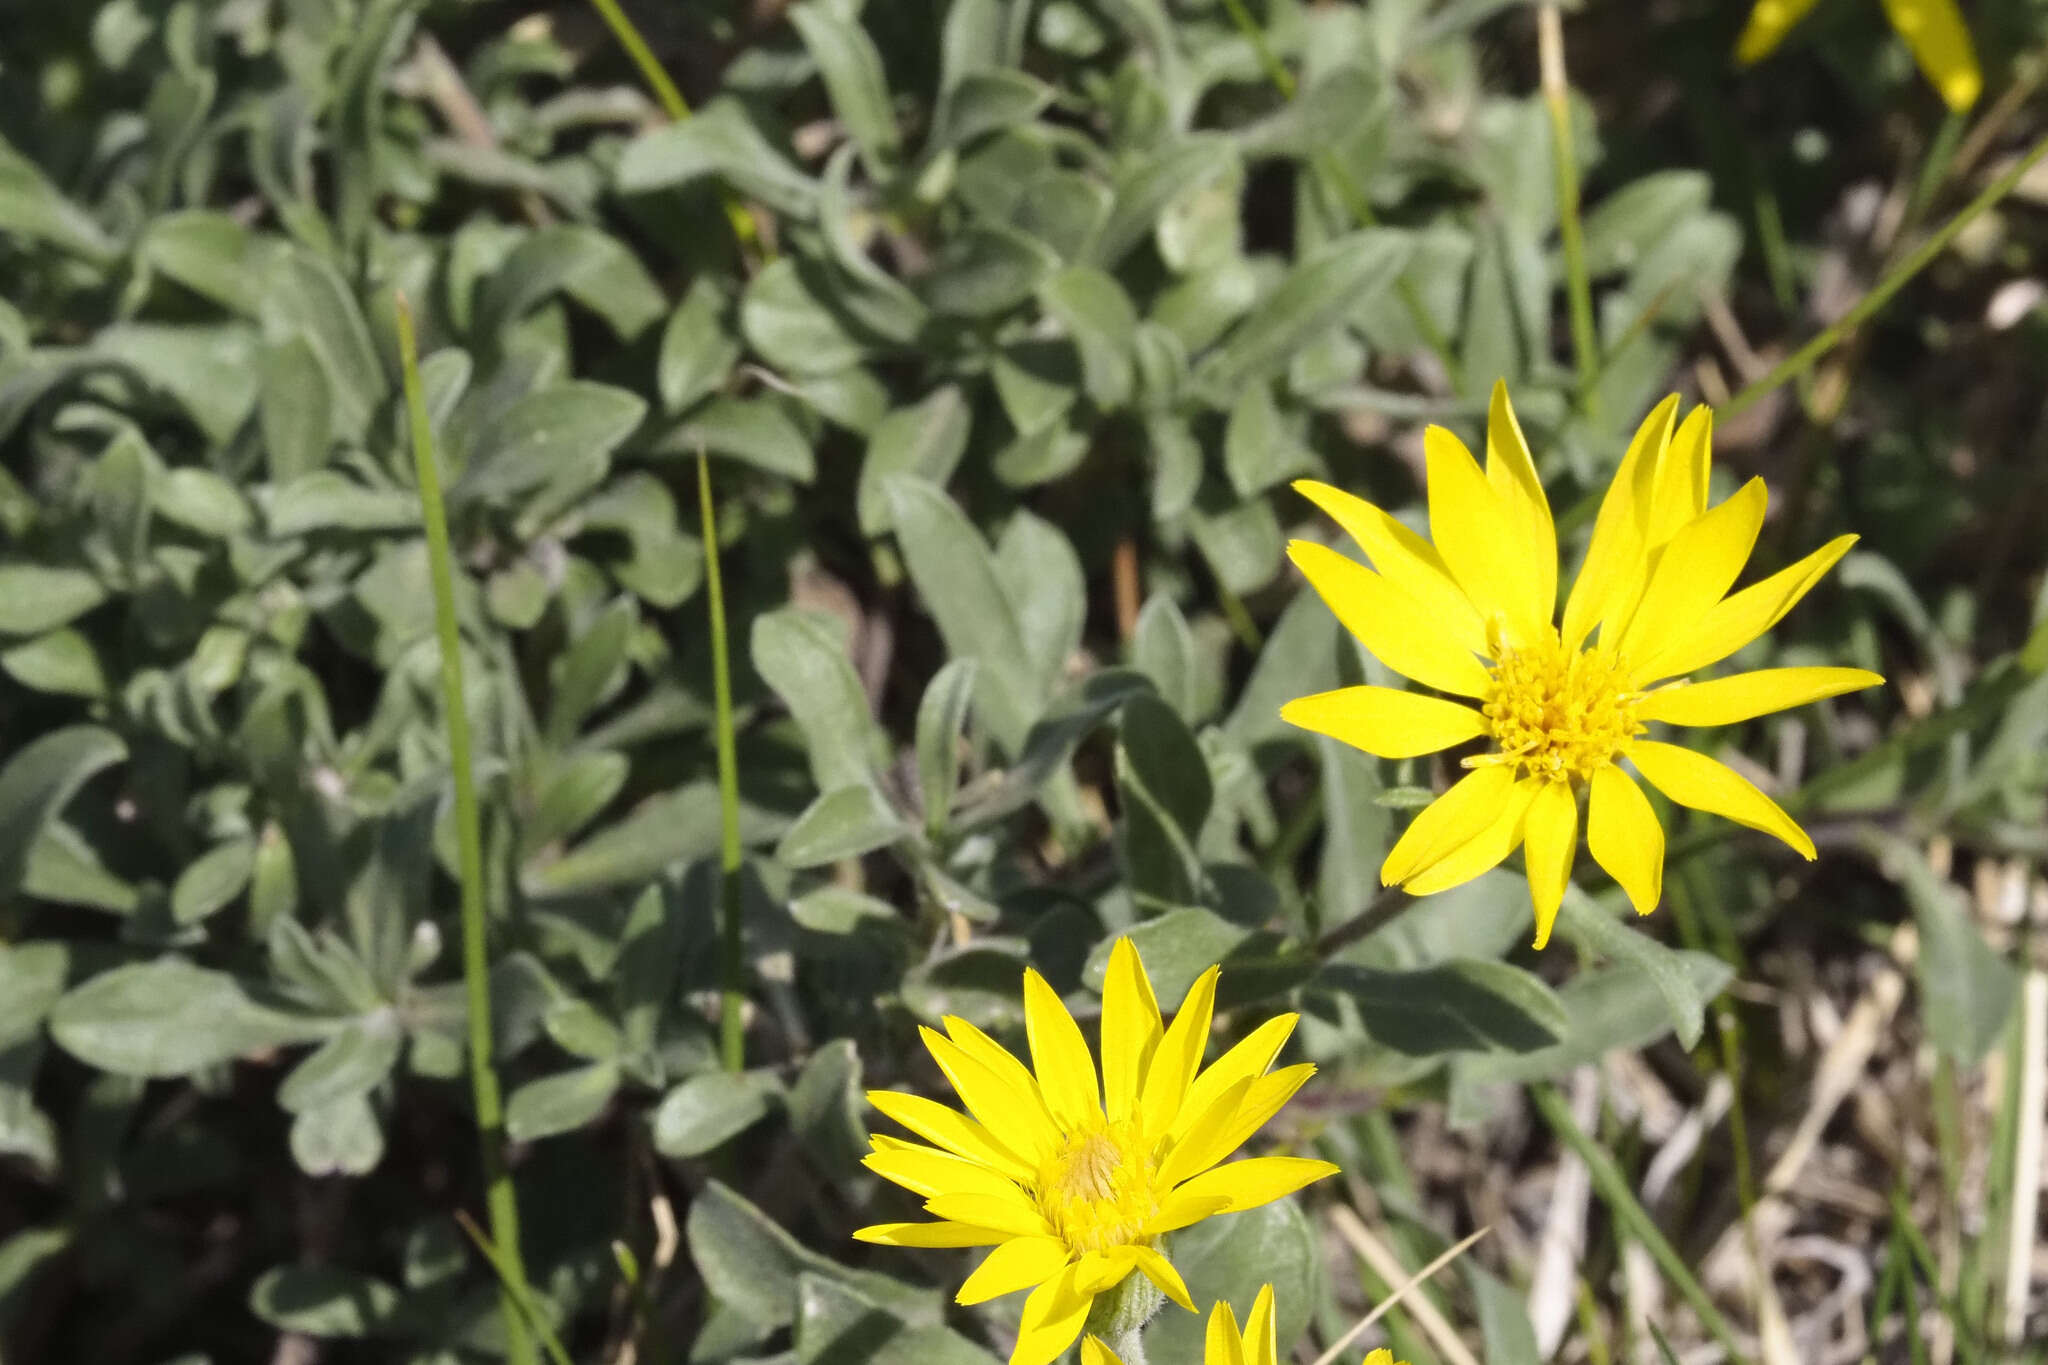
[1736,0,1981,111]
[1081,1286,1411,1365]
[855,940,1339,1365]
[1280,384,1882,948]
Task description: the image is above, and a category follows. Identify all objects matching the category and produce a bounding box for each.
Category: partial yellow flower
[1081,1287,1411,1365]
[1736,0,1981,111]
[1281,384,1882,948]
[855,940,1339,1365]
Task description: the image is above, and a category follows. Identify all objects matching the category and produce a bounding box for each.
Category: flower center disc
[1482,637,1641,783]
[1037,1122,1158,1254]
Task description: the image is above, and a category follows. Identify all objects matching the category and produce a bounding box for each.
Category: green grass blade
[394,293,537,1365]
[697,453,747,1073]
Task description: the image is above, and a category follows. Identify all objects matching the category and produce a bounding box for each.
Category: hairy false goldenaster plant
[1281,384,1882,948]
[1082,1285,1409,1365]
[855,940,1337,1365]
[1737,0,1981,111]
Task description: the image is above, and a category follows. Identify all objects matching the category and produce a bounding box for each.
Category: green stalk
[394,295,536,1365]
[697,453,746,1073]
[1531,1083,1750,1365]
[1538,5,1599,413]
[454,1211,576,1365]
[581,0,768,263]
[1215,0,1465,391]
[1726,125,2048,419]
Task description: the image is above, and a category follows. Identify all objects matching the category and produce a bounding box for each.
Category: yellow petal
[1207,1299,1248,1365]
[1735,0,1825,62]
[1074,1250,1131,1295]
[1614,478,1767,668]
[1401,776,1542,896]
[1115,1244,1196,1313]
[1243,1283,1279,1365]
[921,1028,1062,1164]
[1637,667,1884,727]
[1292,480,1489,655]
[1629,741,1815,859]
[1879,0,1982,109]
[1380,766,1520,886]
[1587,764,1664,917]
[1166,1155,1340,1213]
[1279,686,1489,759]
[1522,780,1578,949]
[1143,1193,1232,1236]
[864,1142,1022,1200]
[1023,969,1103,1132]
[1099,938,1162,1123]
[1173,1064,1316,1181]
[1425,425,1548,645]
[1014,1264,1094,1365]
[1484,381,1558,626]
[1081,1338,1122,1365]
[1288,541,1494,697]
[1172,1013,1298,1147]
[1138,965,1220,1141]
[958,1235,1071,1305]
[1364,1352,1400,1365]
[1633,534,1856,682]
[867,1090,1036,1183]
[1156,1076,1255,1191]
[1638,404,1714,551]
[1561,395,1677,649]
[944,1014,1061,1135]
[925,1191,1053,1239]
[854,1219,1009,1247]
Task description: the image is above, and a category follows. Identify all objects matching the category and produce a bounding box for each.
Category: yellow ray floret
[1281,383,1883,949]
[1736,0,1980,111]
[855,941,1338,1365]
[1081,1285,1412,1365]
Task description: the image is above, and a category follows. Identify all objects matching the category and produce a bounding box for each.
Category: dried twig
[1326,1206,1485,1365]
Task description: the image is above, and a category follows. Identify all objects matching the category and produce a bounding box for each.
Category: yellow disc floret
[1479,632,1643,785]
[1037,1121,1159,1254]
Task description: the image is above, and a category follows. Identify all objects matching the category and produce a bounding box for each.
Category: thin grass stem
[697,453,747,1073]
[1538,5,1599,414]
[394,294,536,1365]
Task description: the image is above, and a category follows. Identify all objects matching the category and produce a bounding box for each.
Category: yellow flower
[855,940,1338,1365]
[1080,1286,1412,1365]
[1736,0,1981,111]
[1280,384,1882,948]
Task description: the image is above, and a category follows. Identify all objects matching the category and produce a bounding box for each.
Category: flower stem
[394,294,536,1365]
[697,452,746,1074]
[1538,4,1599,416]
[1725,124,2048,419]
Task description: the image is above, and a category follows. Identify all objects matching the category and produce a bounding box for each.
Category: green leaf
[651,1070,778,1157]
[171,836,257,925]
[259,248,388,443]
[290,1094,385,1177]
[1864,832,2018,1063]
[916,659,979,836]
[545,597,636,748]
[525,782,783,898]
[155,467,253,538]
[141,211,275,315]
[266,471,421,536]
[1224,381,1314,497]
[857,386,973,535]
[1467,1262,1542,1365]
[0,943,68,1050]
[0,565,106,637]
[649,394,816,482]
[452,381,646,508]
[525,750,629,854]
[776,785,911,868]
[688,1181,938,1332]
[917,225,1060,317]
[742,257,878,376]
[0,726,125,895]
[752,608,884,794]
[795,1274,999,1365]
[1039,267,1137,409]
[277,1018,403,1113]
[788,1039,867,1180]
[788,3,901,176]
[884,477,1043,755]
[1092,135,1241,268]
[0,138,117,265]
[504,1062,620,1142]
[259,334,333,482]
[993,508,1086,702]
[934,70,1056,149]
[1582,170,1710,276]
[1080,906,1249,1008]
[1,629,107,698]
[615,96,818,217]
[1320,959,1569,1055]
[473,224,665,342]
[1143,1201,1320,1360]
[658,277,740,415]
[1131,593,1197,721]
[1196,229,1413,391]
[248,1267,405,1338]
[50,958,326,1077]
[1458,951,1735,1089]
[1555,889,1713,1050]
